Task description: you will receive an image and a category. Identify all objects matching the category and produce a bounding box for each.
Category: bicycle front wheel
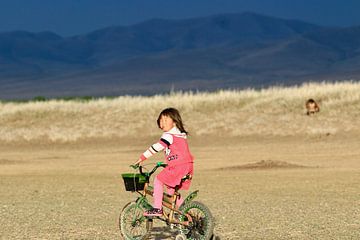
[179,201,214,240]
[119,201,153,240]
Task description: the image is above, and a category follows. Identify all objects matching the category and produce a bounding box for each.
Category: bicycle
[119,162,215,240]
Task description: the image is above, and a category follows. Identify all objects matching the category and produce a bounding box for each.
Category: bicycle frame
[134,181,194,226]
[131,162,198,226]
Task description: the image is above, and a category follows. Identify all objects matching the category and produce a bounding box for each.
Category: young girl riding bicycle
[133,107,194,217]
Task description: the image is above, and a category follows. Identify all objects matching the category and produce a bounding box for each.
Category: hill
[1,12,360,99]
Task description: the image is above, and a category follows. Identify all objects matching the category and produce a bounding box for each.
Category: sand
[0,133,359,239]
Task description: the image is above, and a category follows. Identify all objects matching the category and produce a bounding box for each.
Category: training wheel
[175,233,187,240]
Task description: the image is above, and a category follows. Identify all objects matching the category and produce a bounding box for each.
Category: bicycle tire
[179,201,215,240]
[119,201,153,240]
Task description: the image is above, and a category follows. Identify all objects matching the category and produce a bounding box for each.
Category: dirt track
[1,134,359,239]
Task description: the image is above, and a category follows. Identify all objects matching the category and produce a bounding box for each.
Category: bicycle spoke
[119,202,152,239]
[180,201,214,240]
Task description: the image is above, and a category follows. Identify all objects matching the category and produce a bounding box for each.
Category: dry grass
[1,81,360,143]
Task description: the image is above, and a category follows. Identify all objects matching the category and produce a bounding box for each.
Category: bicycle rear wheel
[119,201,153,240]
[179,201,214,240]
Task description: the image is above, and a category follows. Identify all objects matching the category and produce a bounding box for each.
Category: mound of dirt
[219,160,311,170]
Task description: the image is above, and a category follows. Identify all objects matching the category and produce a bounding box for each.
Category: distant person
[132,107,194,216]
[305,98,320,115]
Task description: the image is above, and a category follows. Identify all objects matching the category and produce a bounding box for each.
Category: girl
[133,107,194,217]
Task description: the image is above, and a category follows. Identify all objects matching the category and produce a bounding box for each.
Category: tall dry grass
[1,81,359,143]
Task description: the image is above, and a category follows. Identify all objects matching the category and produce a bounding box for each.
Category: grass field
[1,81,360,143]
[1,82,360,239]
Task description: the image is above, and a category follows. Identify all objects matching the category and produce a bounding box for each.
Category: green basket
[121,173,147,191]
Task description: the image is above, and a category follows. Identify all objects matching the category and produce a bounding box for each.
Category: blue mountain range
[1,12,360,99]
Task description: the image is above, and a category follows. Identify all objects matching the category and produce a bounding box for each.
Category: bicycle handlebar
[130,164,139,169]
[138,161,167,178]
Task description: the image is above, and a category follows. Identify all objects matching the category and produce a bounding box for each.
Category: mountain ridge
[0,12,359,99]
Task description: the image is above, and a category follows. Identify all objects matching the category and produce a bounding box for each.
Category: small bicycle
[119,162,215,240]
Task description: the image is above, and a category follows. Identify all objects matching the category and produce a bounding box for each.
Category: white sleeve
[140,136,168,161]
[160,133,173,146]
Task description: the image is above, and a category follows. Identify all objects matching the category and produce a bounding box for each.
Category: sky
[1,0,360,36]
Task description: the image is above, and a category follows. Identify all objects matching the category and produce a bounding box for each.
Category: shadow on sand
[148,226,220,239]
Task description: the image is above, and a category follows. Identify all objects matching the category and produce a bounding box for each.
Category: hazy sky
[1,0,360,36]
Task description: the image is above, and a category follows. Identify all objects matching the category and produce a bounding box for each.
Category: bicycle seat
[173,174,192,193]
[161,174,193,199]
[181,174,192,182]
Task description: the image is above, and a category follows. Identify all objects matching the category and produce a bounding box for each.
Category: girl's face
[159,115,175,132]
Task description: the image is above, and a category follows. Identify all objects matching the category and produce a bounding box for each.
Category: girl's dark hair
[157,108,188,134]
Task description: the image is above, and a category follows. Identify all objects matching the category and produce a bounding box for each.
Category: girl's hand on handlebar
[130,163,139,169]
[130,158,143,169]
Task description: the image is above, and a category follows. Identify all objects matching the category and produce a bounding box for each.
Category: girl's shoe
[144,208,163,217]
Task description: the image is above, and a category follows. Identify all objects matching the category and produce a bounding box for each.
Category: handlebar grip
[156,161,168,168]
[130,164,139,169]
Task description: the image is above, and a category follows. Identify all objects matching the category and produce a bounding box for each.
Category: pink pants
[153,176,184,209]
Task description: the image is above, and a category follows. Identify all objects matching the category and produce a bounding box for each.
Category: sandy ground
[0,133,359,239]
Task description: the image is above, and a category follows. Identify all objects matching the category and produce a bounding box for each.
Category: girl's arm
[133,134,172,165]
[134,142,165,165]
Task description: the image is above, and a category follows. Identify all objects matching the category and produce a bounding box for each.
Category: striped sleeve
[159,133,173,147]
[139,142,166,161]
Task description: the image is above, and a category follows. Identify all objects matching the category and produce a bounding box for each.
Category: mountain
[0,12,360,99]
